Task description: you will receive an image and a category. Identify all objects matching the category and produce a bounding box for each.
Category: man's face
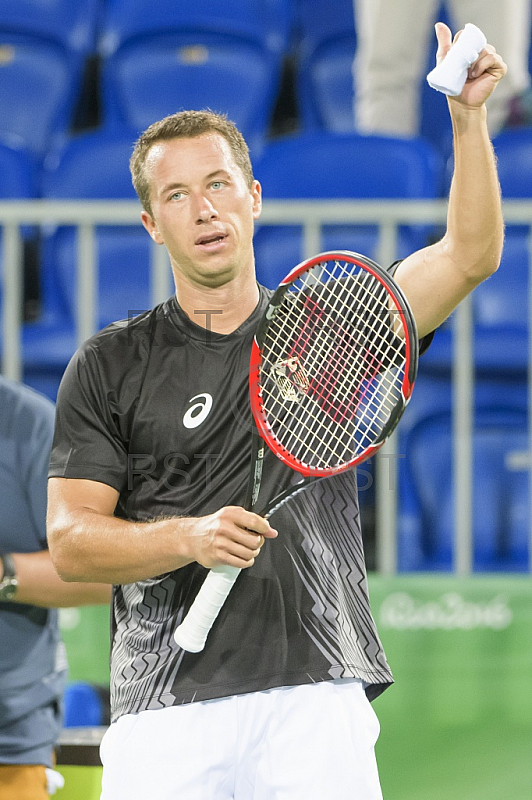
[141,133,262,289]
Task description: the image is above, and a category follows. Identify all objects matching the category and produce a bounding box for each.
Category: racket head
[250,250,418,477]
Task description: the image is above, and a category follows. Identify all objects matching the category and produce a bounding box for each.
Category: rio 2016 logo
[379,592,513,630]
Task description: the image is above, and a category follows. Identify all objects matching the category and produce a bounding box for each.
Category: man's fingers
[227,507,278,538]
[469,47,507,80]
[219,533,267,569]
[193,506,278,569]
[435,21,453,63]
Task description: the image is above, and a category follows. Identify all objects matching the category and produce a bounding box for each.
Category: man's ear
[251,180,262,220]
[141,210,164,244]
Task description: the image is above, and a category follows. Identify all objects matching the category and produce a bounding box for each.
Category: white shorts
[100,679,383,800]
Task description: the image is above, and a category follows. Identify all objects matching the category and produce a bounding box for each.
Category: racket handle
[173,564,241,652]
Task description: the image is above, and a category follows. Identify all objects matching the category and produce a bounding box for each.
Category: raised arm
[47,477,277,585]
[394,22,507,338]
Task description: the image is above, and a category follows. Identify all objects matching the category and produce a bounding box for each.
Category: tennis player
[47,23,506,800]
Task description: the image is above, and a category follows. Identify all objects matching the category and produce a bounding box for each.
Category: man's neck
[174,275,260,335]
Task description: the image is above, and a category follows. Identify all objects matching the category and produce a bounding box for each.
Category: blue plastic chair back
[40,128,152,332]
[293,0,356,132]
[423,128,532,378]
[63,682,104,728]
[253,131,443,287]
[101,33,283,156]
[0,141,36,198]
[98,0,292,156]
[0,36,84,158]
[397,376,529,572]
[99,0,291,56]
[0,0,99,54]
[494,128,532,197]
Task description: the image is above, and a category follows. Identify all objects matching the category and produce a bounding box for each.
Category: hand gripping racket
[174,251,418,652]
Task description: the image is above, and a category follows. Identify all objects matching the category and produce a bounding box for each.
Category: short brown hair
[130,109,254,215]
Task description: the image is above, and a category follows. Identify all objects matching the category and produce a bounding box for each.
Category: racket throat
[245,430,266,511]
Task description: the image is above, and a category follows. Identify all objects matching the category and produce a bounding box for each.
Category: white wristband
[426,23,487,96]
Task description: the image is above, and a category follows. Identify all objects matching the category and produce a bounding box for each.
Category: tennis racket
[174,250,418,653]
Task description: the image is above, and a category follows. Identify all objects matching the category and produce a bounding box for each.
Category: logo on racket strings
[270,357,310,402]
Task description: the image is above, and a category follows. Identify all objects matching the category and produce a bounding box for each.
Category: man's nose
[195,194,219,222]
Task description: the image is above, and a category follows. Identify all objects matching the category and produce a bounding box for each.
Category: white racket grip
[427,23,487,96]
[173,564,241,652]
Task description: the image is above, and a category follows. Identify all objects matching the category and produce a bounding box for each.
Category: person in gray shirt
[0,376,110,800]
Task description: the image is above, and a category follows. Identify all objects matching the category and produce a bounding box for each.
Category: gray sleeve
[21,395,56,548]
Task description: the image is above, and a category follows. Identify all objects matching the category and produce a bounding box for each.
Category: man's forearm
[9,550,111,607]
[47,478,277,585]
[445,101,504,278]
[48,510,197,585]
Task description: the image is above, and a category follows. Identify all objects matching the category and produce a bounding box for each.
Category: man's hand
[184,506,278,570]
[435,21,507,108]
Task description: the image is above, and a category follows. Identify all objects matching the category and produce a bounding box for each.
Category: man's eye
[211,181,223,189]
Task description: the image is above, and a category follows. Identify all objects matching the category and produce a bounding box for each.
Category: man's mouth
[196,233,227,246]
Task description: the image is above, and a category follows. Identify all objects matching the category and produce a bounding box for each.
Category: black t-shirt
[49,286,395,721]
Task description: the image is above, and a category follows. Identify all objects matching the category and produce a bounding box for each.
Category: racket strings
[260,258,409,469]
[292,291,394,421]
[271,315,394,464]
[265,265,401,433]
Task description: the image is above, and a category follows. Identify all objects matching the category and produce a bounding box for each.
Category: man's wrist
[0,553,18,601]
[449,100,488,122]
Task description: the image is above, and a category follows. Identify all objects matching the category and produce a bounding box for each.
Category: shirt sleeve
[49,340,130,493]
[23,395,56,548]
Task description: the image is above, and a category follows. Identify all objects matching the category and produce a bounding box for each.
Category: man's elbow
[481,241,503,279]
[462,238,503,286]
[47,521,85,582]
[481,224,505,279]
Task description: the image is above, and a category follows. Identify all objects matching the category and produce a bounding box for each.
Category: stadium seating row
[2,126,530,375]
[0,0,458,162]
[397,373,529,573]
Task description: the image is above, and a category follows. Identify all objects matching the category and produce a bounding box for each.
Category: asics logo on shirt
[183,393,213,429]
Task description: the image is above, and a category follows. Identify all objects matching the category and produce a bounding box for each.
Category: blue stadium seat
[98,0,292,155]
[41,127,151,326]
[471,129,532,375]
[0,1,100,158]
[293,0,356,133]
[397,375,530,572]
[493,127,532,197]
[0,142,38,349]
[421,233,530,378]
[0,0,99,55]
[63,682,105,728]
[22,128,151,384]
[98,0,291,55]
[423,128,532,378]
[0,140,37,198]
[473,234,529,374]
[253,131,444,287]
[0,38,85,158]
[100,38,282,156]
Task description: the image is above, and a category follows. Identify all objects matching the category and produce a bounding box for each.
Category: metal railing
[2,198,531,575]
